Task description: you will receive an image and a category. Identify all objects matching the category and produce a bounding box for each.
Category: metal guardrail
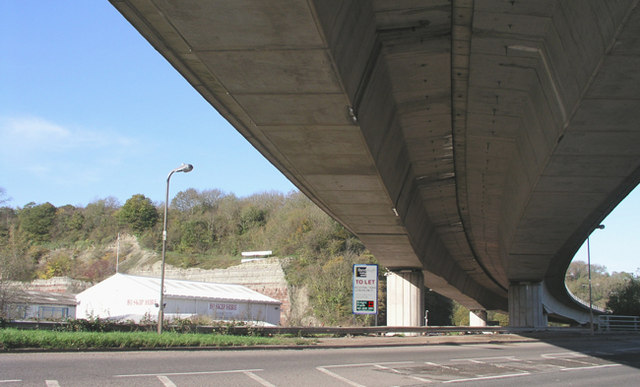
[598,315,640,332]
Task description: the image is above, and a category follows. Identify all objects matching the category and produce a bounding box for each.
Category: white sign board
[352,264,378,314]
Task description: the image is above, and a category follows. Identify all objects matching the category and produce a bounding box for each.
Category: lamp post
[158,163,193,334]
[587,224,605,335]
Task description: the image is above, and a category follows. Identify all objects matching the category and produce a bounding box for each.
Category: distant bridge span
[111,0,640,326]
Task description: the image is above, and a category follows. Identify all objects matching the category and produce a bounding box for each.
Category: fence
[598,315,640,332]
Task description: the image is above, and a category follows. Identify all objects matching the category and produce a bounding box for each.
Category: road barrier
[598,315,640,332]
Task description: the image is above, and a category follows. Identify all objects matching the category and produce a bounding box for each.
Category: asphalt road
[1,335,639,386]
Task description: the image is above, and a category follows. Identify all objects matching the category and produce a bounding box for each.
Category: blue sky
[0,2,637,274]
[0,1,295,210]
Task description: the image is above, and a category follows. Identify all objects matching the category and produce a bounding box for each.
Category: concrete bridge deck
[110,0,640,326]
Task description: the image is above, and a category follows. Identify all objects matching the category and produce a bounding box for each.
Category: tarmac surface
[311,331,640,349]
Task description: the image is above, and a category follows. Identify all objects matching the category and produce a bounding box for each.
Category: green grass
[0,329,313,351]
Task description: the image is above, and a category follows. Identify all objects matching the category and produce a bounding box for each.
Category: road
[1,335,639,386]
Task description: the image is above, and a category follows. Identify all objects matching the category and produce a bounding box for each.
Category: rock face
[131,258,295,325]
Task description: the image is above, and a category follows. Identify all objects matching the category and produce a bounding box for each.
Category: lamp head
[596,224,605,230]
[177,163,193,173]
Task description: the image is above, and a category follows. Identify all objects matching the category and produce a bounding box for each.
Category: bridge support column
[386,270,424,326]
[469,310,487,327]
[509,281,547,327]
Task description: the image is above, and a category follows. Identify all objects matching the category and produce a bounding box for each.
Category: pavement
[311,331,638,348]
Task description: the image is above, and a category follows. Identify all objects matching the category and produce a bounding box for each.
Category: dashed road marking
[157,375,177,387]
[45,381,60,387]
[0,381,22,384]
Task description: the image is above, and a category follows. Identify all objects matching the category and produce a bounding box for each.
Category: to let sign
[352,264,378,314]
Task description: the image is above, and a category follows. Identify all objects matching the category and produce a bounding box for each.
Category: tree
[118,194,158,234]
[0,187,8,205]
[238,205,267,234]
[607,277,640,316]
[0,223,32,318]
[172,188,223,214]
[83,197,119,243]
[565,260,632,310]
[179,219,214,254]
[18,202,57,242]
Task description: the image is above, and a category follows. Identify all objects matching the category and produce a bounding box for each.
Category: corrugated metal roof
[12,290,77,306]
[112,273,281,304]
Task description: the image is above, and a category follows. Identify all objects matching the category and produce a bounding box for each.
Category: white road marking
[373,364,433,383]
[560,364,622,372]
[316,361,416,387]
[541,352,588,359]
[617,346,640,352]
[424,361,460,372]
[157,375,177,387]
[321,361,414,369]
[45,381,60,387]
[450,356,518,362]
[114,368,263,377]
[443,372,530,383]
[244,371,277,387]
[316,367,366,387]
[0,381,22,384]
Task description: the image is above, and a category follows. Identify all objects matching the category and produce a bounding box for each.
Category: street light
[587,224,605,335]
[158,163,193,334]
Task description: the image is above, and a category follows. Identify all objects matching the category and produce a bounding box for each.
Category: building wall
[132,258,291,323]
[5,303,75,320]
[165,298,280,325]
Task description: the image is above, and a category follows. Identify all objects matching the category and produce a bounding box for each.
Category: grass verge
[0,329,314,351]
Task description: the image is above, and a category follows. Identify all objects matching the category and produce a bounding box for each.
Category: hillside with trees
[1,186,638,325]
[1,188,376,325]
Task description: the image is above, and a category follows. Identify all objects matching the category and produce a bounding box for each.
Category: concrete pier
[509,282,547,327]
[469,309,488,327]
[386,271,424,326]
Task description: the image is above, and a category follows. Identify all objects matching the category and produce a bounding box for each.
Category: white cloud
[3,116,70,142]
[0,115,141,194]
[0,116,134,152]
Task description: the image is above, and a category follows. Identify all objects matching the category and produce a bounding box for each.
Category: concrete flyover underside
[110,0,640,324]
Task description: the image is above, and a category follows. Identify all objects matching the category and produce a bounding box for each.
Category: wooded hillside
[1,187,637,324]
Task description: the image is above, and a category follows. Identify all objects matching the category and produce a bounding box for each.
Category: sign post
[352,264,378,315]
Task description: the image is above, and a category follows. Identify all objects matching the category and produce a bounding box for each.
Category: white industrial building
[75,273,281,325]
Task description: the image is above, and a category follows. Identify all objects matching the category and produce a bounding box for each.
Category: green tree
[238,205,267,234]
[18,202,57,242]
[118,194,159,234]
[179,219,214,254]
[566,260,632,310]
[83,197,119,243]
[607,277,640,316]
